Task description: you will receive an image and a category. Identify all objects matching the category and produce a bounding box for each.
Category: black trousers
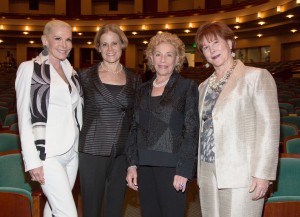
[79,152,127,217]
[138,166,186,217]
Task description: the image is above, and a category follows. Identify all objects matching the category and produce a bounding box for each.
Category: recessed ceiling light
[132,32,138,35]
[286,14,294,18]
[87,41,92,45]
[29,41,34,44]
[291,29,297,33]
[77,32,83,36]
[143,40,148,44]
[23,31,29,35]
[258,21,265,25]
[234,25,240,29]
[184,29,190,33]
[0,39,3,43]
[257,34,263,37]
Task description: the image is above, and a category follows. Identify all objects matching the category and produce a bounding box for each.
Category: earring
[231,50,236,58]
[42,45,48,56]
[205,63,210,68]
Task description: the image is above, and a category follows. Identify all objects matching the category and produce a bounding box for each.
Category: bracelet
[127,165,137,171]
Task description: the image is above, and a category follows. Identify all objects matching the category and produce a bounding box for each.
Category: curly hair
[145,32,186,73]
[94,23,128,51]
[195,21,236,59]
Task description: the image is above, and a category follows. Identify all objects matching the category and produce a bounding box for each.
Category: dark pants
[79,152,127,217]
[138,166,186,217]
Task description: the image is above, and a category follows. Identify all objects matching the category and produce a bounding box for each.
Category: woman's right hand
[29,166,45,185]
[126,166,138,191]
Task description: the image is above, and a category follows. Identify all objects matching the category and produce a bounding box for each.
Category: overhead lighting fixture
[143,40,148,44]
[25,26,29,31]
[29,41,34,44]
[77,32,83,36]
[257,12,262,18]
[297,0,300,4]
[234,25,240,29]
[73,26,77,31]
[258,21,265,25]
[132,31,138,35]
[165,24,169,29]
[234,36,238,39]
[96,26,100,31]
[236,17,240,23]
[157,31,163,34]
[0,25,3,30]
[142,25,146,30]
[87,41,92,45]
[23,31,29,35]
[286,14,294,18]
[119,26,124,30]
[257,34,263,37]
[189,23,193,28]
[0,39,3,43]
[291,29,297,33]
[184,29,190,33]
[277,6,281,12]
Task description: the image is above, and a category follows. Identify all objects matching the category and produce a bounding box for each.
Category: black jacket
[126,73,199,179]
[79,63,141,156]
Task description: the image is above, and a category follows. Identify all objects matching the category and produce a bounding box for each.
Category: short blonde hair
[94,24,128,51]
[43,20,71,36]
[145,32,185,73]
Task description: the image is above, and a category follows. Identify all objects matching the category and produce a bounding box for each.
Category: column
[81,0,92,15]
[0,0,9,12]
[55,0,66,15]
[157,0,168,12]
[134,0,143,13]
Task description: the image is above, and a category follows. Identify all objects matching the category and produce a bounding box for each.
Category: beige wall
[169,0,194,11]
[9,2,55,14]
[125,43,137,69]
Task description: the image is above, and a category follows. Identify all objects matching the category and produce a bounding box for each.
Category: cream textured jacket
[197,60,280,189]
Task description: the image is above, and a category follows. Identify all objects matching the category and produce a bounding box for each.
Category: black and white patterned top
[200,83,226,163]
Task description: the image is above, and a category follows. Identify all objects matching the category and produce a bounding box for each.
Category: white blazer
[197,60,280,189]
[15,58,83,172]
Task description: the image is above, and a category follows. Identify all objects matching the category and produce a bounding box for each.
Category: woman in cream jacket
[195,21,280,217]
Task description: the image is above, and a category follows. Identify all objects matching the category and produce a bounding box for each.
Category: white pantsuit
[197,60,280,217]
[16,55,83,217]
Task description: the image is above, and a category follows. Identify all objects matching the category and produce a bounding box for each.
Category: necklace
[153,78,170,87]
[208,60,237,91]
[100,62,123,74]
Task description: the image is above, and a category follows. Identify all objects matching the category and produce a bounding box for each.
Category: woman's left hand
[173,175,188,192]
[249,177,270,200]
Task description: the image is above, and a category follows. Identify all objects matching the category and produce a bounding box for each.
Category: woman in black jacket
[78,24,141,217]
[126,32,199,217]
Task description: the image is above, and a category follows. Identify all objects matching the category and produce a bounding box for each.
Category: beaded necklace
[153,78,170,88]
[208,60,237,91]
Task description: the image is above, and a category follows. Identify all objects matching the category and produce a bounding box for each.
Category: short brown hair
[145,32,185,72]
[94,24,128,51]
[195,21,236,58]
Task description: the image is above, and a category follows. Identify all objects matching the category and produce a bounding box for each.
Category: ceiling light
[96,26,100,31]
[25,26,29,31]
[184,29,190,33]
[286,14,294,18]
[236,17,240,23]
[29,41,34,44]
[297,0,300,4]
[234,25,240,29]
[132,32,138,35]
[165,24,169,29]
[73,26,77,31]
[23,31,29,35]
[0,25,3,30]
[87,41,92,45]
[258,21,265,25]
[234,36,238,39]
[157,31,163,34]
[142,25,146,30]
[77,32,83,36]
[257,12,261,18]
[0,39,3,43]
[277,6,281,12]
[189,23,193,28]
[119,26,124,30]
[143,40,148,44]
[257,34,263,37]
[291,29,297,33]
